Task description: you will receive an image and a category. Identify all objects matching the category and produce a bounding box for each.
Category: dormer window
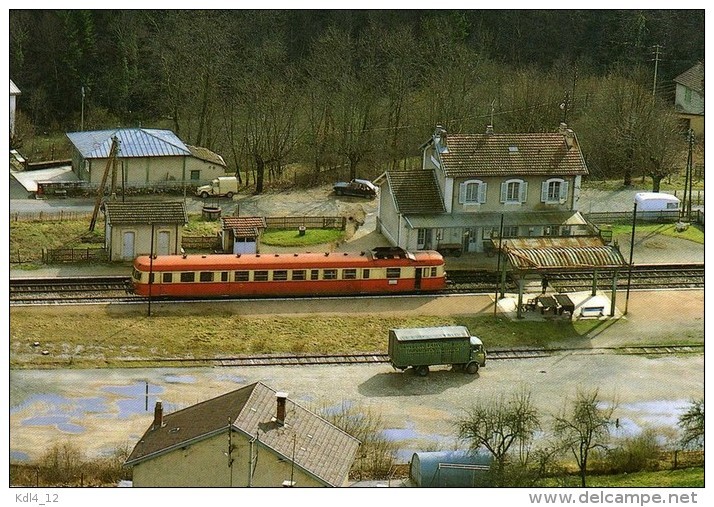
[508,145,519,153]
[459,180,487,205]
[541,178,569,204]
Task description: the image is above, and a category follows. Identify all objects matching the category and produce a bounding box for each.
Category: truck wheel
[201,191,209,199]
[226,192,234,199]
[465,362,479,374]
[415,365,429,377]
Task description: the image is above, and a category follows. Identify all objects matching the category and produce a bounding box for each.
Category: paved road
[9,353,704,464]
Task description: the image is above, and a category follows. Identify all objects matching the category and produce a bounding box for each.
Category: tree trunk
[254,154,265,194]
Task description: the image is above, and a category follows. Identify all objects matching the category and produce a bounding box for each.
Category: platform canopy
[501,237,627,272]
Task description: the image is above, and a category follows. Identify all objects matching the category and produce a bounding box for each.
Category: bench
[53,189,68,198]
[580,306,605,318]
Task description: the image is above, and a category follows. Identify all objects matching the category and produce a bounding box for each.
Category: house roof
[104,201,188,225]
[431,131,589,178]
[66,128,191,159]
[385,170,446,214]
[221,216,267,236]
[187,145,227,167]
[404,210,587,230]
[10,80,21,95]
[674,62,704,93]
[125,382,360,487]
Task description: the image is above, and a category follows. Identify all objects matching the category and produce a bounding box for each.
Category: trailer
[388,326,486,376]
[635,192,680,212]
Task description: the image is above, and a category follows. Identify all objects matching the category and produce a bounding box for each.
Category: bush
[599,429,663,474]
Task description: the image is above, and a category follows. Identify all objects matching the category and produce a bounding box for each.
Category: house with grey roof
[220,216,267,253]
[376,124,592,255]
[125,382,361,487]
[673,62,704,138]
[66,128,228,190]
[10,79,21,138]
[103,201,188,261]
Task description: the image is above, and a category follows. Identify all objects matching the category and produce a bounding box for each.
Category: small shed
[409,450,492,487]
[104,201,188,261]
[220,216,267,254]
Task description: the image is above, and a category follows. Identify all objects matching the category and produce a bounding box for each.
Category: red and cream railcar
[131,247,446,298]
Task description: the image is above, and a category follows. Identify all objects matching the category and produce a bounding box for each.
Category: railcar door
[414,266,422,289]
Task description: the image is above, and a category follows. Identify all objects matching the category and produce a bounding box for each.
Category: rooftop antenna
[490,99,496,127]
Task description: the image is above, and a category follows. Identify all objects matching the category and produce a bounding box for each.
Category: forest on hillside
[9,10,705,191]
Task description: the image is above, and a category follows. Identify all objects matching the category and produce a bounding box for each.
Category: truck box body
[388,326,485,375]
[196,176,239,198]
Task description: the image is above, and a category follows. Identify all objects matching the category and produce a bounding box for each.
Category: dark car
[333,179,377,198]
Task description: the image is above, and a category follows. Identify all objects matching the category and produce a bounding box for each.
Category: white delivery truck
[634,192,680,212]
[196,176,239,199]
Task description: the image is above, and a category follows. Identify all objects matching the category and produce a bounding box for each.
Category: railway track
[9,263,704,305]
[108,344,703,368]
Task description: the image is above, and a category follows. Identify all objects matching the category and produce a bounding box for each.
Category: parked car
[333,179,377,198]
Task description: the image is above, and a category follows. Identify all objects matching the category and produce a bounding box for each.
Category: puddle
[23,415,85,434]
[163,374,196,384]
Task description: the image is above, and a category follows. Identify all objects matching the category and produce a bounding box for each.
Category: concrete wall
[84,155,225,187]
[108,222,183,261]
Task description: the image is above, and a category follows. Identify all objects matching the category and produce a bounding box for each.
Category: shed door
[157,231,170,255]
[122,231,135,261]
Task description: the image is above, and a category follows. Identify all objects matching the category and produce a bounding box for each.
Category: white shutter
[459,182,466,204]
[500,182,507,203]
[479,182,487,203]
[541,181,548,202]
[520,181,528,202]
[560,181,569,201]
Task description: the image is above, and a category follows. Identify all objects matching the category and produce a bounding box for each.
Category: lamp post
[148,223,155,317]
[624,201,637,316]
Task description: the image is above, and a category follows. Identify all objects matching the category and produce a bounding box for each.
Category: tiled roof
[221,216,266,236]
[436,132,588,177]
[187,145,227,167]
[67,128,191,159]
[674,62,704,93]
[104,201,188,225]
[386,170,446,214]
[125,382,360,487]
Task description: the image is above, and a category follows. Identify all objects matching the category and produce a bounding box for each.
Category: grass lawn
[611,223,704,244]
[261,228,344,247]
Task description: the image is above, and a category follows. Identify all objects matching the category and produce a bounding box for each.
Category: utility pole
[81,86,85,131]
[651,45,663,96]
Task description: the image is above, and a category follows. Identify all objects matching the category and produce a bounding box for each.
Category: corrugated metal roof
[10,79,21,95]
[187,145,227,167]
[104,201,188,224]
[67,128,191,159]
[505,244,626,271]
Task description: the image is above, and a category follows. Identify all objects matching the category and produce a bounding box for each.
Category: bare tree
[553,388,615,487]
[457,387,540,486]
[678,398,704,449]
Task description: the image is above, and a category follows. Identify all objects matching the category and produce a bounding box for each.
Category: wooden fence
[181,236,222,251]
[10,211,95,222]
[264,216,346,230]
[584,210,703,225]
[43,247,108,263]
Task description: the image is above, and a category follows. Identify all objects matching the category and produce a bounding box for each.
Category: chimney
[152,400,163,430]
[275,392,288,425]
[486,125,494,135]
[564,128,575,150]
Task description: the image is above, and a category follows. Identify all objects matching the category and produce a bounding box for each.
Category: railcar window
[310,270,319,280]
[323,269,337,280]
[200,272,214,282]
[386,267,401,279]
[221,272,229,282]
[235,271,250,282]
[343,269,357,279]
[431,267,437,277]
[180,272,195,283]
[162,273,173,283]
[132,269,142,281]
[273,270,288,281]
[292,270,306,281]
[362,269,370,279]
[254,271,269,282]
